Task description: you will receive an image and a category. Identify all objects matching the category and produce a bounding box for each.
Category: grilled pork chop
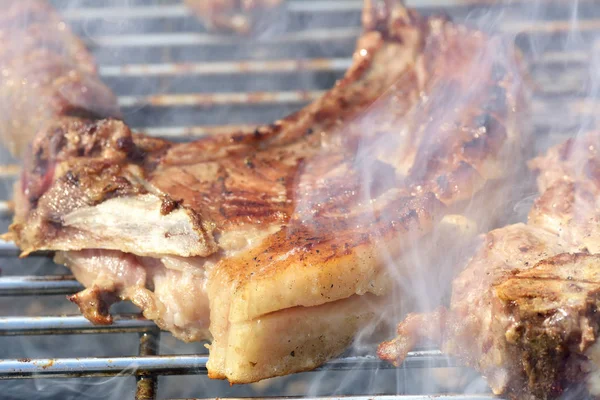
[6,0,526,383]
[379,132,600,399]
[184,0,284,35]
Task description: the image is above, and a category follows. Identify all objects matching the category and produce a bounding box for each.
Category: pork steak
[6,0,527,383]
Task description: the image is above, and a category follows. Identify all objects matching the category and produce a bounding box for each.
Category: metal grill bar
[99,59,352,77]
[0,351,454,380]
[539,50,589,63]
[0,315,155,335]
[181,397,497,400]
[58,1,364,20]
[117,90,324,108]
[0,202,12,218]
[0,355,208,379]
[136,330,160,400]
[502,19,600,34]
[98,50,588,77]
[179,397,497,400]
[142,124,258,137]
[0,276,82,296]
[87,28,361,47]
[115,93,581,109]
[84,21,600,48]
[0,164,19,177]
[0,240,24,257]
[58,0,484,21]
[58,0,598,20]
[62,5,189,20]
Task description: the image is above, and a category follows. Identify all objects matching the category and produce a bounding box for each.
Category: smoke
[1,0,598,399]
[297,0,598,396]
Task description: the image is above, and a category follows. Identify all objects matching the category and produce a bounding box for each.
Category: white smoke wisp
[302,0,600,397]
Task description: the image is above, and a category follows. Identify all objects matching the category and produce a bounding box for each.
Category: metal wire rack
[0,0,597,399]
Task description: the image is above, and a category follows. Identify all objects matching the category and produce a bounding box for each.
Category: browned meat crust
[0,0,120,157]
[10,4,526,259]
[379,132,600,399]
[184,0,285,35]
[68,285,118,325]
[6,0,527,384]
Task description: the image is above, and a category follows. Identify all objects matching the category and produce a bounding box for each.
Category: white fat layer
[62,194,213,257]
[217,224,282,256]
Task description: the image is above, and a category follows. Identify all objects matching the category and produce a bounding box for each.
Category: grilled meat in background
[379,132,600,399]
[184,0,286,35]
[4,0,528,385]
[0,0,120,157]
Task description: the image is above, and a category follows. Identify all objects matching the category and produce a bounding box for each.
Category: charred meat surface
[0,0,120,157]
[379,132,600,399]
[184,0,285,35]
[6,0,526,383]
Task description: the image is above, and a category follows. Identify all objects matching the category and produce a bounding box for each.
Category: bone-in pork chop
[5,0,526,383]
[379,132,600,399]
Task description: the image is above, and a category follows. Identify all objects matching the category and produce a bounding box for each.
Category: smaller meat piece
[184,0,285,35]
[379,132,600,399]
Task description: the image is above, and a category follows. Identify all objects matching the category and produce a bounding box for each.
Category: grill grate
[0,0,597,399]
